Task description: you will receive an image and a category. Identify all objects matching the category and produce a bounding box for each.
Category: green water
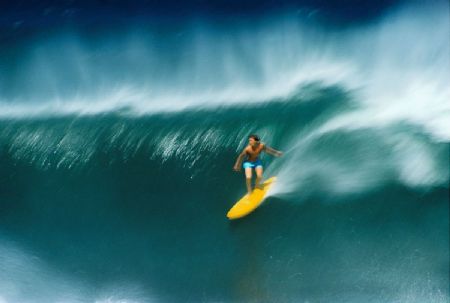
[0,94,448,302]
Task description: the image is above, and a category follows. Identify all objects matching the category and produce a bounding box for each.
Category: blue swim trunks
[243,159,263,169]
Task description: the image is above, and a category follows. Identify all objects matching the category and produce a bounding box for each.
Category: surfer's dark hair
[248,134,260,141]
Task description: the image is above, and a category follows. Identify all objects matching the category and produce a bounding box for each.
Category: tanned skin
[233,136,283,196]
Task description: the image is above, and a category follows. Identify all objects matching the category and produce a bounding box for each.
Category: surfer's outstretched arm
[264,145,283,157]
[233,149,247,171]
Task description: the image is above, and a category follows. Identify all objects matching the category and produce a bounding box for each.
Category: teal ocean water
[0,1,449,302]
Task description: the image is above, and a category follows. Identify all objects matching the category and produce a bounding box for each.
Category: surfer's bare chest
[245,144,264,161]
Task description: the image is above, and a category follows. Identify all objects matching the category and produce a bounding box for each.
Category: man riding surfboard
[233,134,283,196]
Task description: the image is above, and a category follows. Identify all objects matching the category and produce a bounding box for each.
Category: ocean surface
[0,1,449,302]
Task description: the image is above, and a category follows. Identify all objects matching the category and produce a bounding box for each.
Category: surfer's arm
[264,145,283,157]
[233,149,247,171]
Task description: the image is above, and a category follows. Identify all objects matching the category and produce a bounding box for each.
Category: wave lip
[1,2,448,148]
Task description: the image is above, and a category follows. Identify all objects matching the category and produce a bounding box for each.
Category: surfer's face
[249,138,259,146]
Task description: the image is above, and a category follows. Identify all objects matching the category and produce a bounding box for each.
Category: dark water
[0,1,449,302]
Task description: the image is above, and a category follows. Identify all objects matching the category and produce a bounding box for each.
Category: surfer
[233,134,283,196]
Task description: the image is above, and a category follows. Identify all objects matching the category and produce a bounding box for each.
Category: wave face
[0,1,449,303]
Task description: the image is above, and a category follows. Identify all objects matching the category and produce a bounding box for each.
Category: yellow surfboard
[227,177,276,220]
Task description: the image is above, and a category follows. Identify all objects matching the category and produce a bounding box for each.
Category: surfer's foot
[255,184,264,190]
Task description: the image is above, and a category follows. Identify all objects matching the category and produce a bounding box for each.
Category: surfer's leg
[255,166,263,189]
[245,167,253,195]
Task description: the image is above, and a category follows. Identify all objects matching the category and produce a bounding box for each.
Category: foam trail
[265,2,449,198]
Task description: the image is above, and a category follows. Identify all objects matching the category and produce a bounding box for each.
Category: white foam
[0,10,355,118]
[266,2,449,197]
[1,3,447,143]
